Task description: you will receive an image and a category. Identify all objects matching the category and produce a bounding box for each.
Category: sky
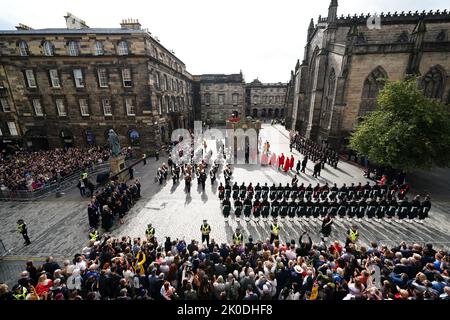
[0,0,446,83]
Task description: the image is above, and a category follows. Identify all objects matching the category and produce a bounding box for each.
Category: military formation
[217,180,432,224]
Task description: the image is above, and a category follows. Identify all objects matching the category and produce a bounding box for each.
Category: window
[102,98,112,116]
[32,99,44,116]
[79,99,89,116]
[125,97,135,115]
[25,70,37,88]
[68,41,79,56]
[421,66,445,100]
[158,97,162,114]
[122,68,132,87]
[155,72,160,88]
[1,98,11,112]
[73,69,84,88]
[94,41,104,55]
[359,66,387,117]
[43,41,54,56]
[218,94,225,105]
[205,93,210,105]
[56,99,66,116]
[117,41,129,55]
[7,122,18,136]
[163,75,168,90]
[232,93,238,105]
[253,95,259,104]
[49,69,60,88]
[98,68,108,87]
[276,96,280,104]
[171,79,175,91]
[19,41,28,56]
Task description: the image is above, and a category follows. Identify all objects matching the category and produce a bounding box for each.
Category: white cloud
[0,0,446,82]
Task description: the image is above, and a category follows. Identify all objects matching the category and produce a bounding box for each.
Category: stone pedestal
[109,155,128,182]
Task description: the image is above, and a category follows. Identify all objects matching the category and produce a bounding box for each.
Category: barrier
[0,162,111,201]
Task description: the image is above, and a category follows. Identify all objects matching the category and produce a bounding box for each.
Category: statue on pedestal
[107,129,121,157]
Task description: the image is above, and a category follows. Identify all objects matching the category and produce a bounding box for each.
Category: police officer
[345,225,359,247]
[233,228,243,246]
[270,218,281,244]
[145,223,155,242]
[12,284,27,300]
[89,227,98,241]
[17,219,31,246]
[200,219,211,245]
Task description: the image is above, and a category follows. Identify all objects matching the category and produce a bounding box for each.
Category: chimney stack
[120,18,142,30]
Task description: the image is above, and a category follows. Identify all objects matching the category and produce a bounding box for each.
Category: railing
[0,162,111,201]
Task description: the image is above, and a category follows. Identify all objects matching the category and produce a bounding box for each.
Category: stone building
[245,79,287,120]
[285,0,450,150]
[194,73,245,126]
[0,13,193,153]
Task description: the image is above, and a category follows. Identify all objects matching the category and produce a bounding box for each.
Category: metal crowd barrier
[0,162,111,201]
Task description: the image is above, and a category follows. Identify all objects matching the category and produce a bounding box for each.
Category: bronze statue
[107,129,121,157]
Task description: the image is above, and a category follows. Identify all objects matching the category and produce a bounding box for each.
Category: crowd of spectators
[1,234,448,301]
[0,147,110,192]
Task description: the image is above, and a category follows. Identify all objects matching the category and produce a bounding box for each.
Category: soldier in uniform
[288,198,297,222]
[366,198,378,222]
[312,197,321,221]
[377,197,388,222]
[409,195,421,223]
[356,197,367,222]
[223,197,231,223]
[254,183,262,199]
[280,197,289,220]
[239,182,247,200]
[184,173,192,193]
[232,182,239,201]
[387,196,398,222]
[225,182,232,199]
[397,196,410,222]
[262,183,269,199]
[348,197,357,221]
[271,198,280,221]
[200,219,211,246]
[419,195,431,223]
[320,198,329,220]
[17,219,31,246]
[261,197,271,222]
[338,183,348,201]
[337,198,348,221]
[234,198,243,222]
[218,182,225,202]
[253,197,262,222]
[269,183,277,201]
[247,183,254,200]
[305,197,313,221]
[243,197,253,222]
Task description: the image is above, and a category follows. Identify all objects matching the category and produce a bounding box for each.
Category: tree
[349,78,450,172]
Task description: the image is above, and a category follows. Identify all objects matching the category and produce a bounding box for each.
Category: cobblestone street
[1,124,449,271]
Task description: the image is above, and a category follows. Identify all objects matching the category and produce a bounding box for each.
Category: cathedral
[285,0,450,150]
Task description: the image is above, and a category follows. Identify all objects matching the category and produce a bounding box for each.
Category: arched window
[68,41,79,56]
[321,69,336,129]
[165,96,170,113]
[18,41,28,56]
[421,66,445,100]
[117,41,129,55]
[359,66,388,117]
[43,41,54,56]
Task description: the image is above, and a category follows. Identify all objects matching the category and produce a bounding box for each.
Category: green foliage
[349,78,450,171]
